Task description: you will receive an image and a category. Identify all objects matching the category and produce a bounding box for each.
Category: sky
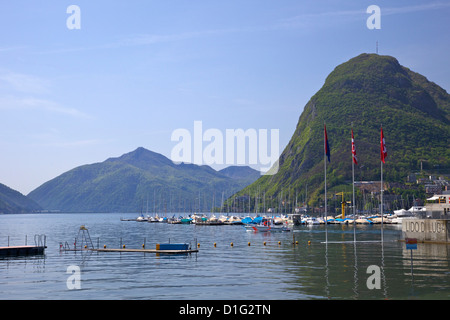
[0,0,449,195]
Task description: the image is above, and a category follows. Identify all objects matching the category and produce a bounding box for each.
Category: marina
[1,212,449,300]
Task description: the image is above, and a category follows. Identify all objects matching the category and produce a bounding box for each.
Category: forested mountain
[0,183,41,214]
[235,53,450,208]
[28,147,260,213]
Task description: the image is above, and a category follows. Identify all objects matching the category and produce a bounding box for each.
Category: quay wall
[402,219,449,243]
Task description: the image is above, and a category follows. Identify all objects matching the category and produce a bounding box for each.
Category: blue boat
[156,243,189,251]
[241,216,254,224]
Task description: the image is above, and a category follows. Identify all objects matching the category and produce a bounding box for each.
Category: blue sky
[0,1,449,194]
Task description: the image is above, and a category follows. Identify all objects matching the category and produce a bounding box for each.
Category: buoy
[263,241,266,246]
[123,244,126,249]
[278,241,281,245]
[197,243,200,248]
[104,245,106,249]
[214,242,217,247]
[230,242,234,247]
[84,245,87,249]
[248,242,251,246]
[296,241,299,245]
[308,241,311,245]
[142,244,145,248]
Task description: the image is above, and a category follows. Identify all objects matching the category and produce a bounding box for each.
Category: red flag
[380,127,387,163]
[351,129,358,165]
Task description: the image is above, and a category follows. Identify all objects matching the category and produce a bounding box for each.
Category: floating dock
[90,247,198,254]
[60,226,198,254]
[0,234,47,257]
[0,245,46,256]
[90,243,198,254]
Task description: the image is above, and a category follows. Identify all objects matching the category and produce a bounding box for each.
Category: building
[425,193,450,219]
[424,184,442,194]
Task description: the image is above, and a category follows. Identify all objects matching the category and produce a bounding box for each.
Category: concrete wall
[402,219,449,243]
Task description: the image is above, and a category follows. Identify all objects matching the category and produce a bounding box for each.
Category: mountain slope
[236,53,450,208]
[28,147,260,213]
[0,183,41,214]
[219,166,261,184]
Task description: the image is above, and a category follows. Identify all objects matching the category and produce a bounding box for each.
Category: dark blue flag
[324,124,330,162]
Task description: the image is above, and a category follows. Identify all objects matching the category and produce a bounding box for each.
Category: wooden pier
[90,247,198,254]
[0,234,47,257]
[60,226,198,255]
[0,245,46,256]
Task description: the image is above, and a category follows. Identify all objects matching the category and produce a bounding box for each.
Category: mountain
[219,166,261,184]
[0,183,42,214]
[28,147,260,213]
[234,53,450,208]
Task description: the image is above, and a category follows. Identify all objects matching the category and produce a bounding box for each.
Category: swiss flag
[380,127,387,163]
[351,129,357,165]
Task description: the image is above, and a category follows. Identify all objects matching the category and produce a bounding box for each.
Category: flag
[380,127,387,163]
[351,129,358,165]
[324,124,330,162]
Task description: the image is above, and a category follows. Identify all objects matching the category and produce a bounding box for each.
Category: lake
[0,213,449,300]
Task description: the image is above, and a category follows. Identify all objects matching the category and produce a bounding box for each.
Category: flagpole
[352,128,356,243]
[324,123,328,243]
[380,126,384,243]
[381,159,384,243]
[351,127,359,243]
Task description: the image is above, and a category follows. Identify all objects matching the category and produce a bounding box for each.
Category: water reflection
[283,224,449,299]
[1,213,449,299]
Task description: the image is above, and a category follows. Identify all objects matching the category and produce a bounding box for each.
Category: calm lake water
[0,213,449,300]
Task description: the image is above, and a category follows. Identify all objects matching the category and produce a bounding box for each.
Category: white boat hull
[244,225,290,232]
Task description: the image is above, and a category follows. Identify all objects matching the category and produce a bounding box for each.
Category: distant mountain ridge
[219,166,261,182]
[234,53,450,208]
[0,183,41,214]
[28,147,260,213]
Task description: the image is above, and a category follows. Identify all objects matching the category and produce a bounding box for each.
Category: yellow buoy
[230,242,234,247]
[104,245,106,249]
[142,244,145,248]
[214,242,217,247]
[263,241,266,246]
[248,242,251,246]
[308,240,311,245]
[278,241,281,245]
[197,243,200,248]
[123,244,126,249]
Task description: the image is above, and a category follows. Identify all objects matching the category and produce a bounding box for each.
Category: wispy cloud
[39,139,104,148]
[382,2,450,15]
[19,1,450,56]
[117,29,234,47]
[113,2,450,45]
[26,127,107,148]
[276,2,450,30]
[0,46,27,52]
[0,72,90,118]
[0,72,50,94]
[0,95,90,118]
[35,28,240,55]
